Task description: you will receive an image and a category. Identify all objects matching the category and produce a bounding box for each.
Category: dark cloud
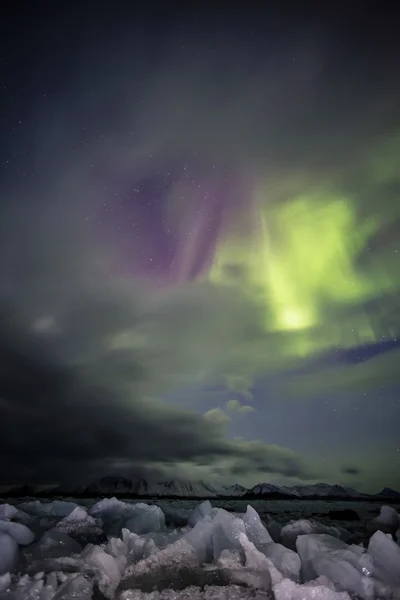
[341,466,361,476]
[0,286,320,486]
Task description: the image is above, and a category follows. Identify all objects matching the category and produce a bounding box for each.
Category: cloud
[1,15,400,491]
[341,466,361,476]
[226,399,256,414]
[204,408,231,424]
[0,259,321,485]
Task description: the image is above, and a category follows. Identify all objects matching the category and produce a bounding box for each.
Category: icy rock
[54,506,102,537]
[274,577,352,600]
[367,529,400,586]
[188,500,213,527]
[18,500,53,516]
[26,555,81,577]
[0,504,19,521]
[143,529,182,550]
[53,572,93,599]
[29,530,81,560]
[46,500,79,517]
[0,532,18,575]
[90,497,136,519]
[296,534,373,599]
[184,516,214,563]
[162,505,190,527]
[264,514,282,543]
[123,538,200,592]
[81,543,121,599]
[121,584,273,600]
[107,528,157,569]
[211,509,246,560]
[216,548,242,568]
[369,505,400,537]
[260,541,301,581]
[89,497,137,537]
[16,500,77,519]
[124,503,165,535]
[0,572,11,593]
[280,519,341,550]
[0,520,35,545]
[237,531,273,590]
[1,572,58,600]
[184,509,245,563]
[242,505,273,547]
[0,504,32,527]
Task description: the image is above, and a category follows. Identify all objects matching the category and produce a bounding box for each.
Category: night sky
[1,1,399,493]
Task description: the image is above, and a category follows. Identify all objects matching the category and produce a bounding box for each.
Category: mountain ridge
[1,476,399,500]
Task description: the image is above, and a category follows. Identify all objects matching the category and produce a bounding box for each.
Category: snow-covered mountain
[373,487,400,499]
[246,483,298,497]
[85,475,138,495]
[218,484,247,497]
[136,479,219,497]
[246,482,372,499]
[3,475,399,500]
[84,476,219,497]
[289,483,370,498]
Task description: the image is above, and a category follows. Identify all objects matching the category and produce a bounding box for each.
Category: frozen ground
[0,497,399,599]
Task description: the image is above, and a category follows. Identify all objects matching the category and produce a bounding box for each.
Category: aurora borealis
[0,3,399,493]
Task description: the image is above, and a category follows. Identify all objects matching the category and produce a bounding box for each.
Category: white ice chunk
[187,500,213,527]
[369,505,400,537]
[121,584,270,600]
[184,515,214,563]
[0,504,32,527]
[0,503,19,521]
[280,519,341,550]
[211,509,246,560]
[30,530,81,560]
[54,506,102,537]
[89,497,138,537]
[89,497,136,519]
[162,505,190,527]
[143,528,182,549]
[242,504,273,546]
[0,532,18,576]
[124,503,165,535]
[296,533,373,599]
[260,541,301,581]
[47,500,79,517]
[367,529,400,587]
[17,500,78,518]
[123,537,200,592]
[0,520,35,545]
[81,543,121,599]
[0,572,11,593]
[106,528,157,572]
[53,573,93,598]
[235,531,273,590]
[18,500,53,516]
[274,577,352,600]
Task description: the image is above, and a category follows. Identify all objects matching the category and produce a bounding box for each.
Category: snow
[0,497,400,598]
[218,484,247,497]
[85,477,219,498]
[246,482,374,499]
